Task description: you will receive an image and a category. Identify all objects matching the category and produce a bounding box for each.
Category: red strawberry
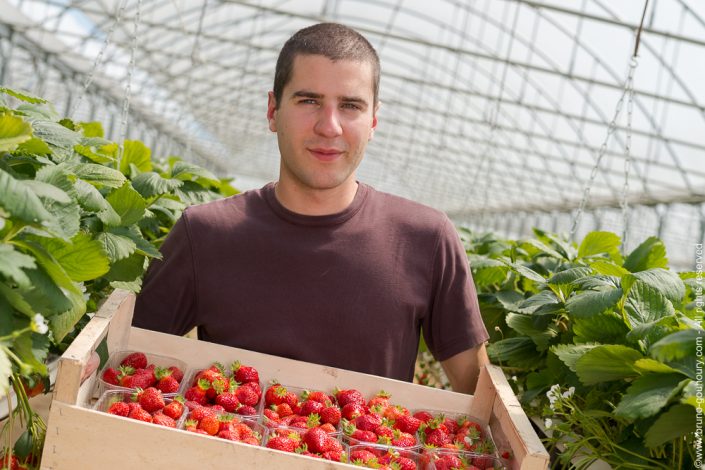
[120,352,147,369]
[263,408,280,422]
[242,381,262,398]
[190,406,216,421]
[162,397,185,420]
[394,414,422,434]
[235,385,259,406]
[383,404,409,421]
[425,428,450,447]
[304,390,330,404]
[443,417,460,435]
[232,361,259,384]
[434,454,463,470]
[106,401,130,416]
[198,414,221,435]
[473,454,496,469]
[237,405,257,416]
[321,450,343,462]
[391,430,417,447]
[157,375,180,394]
[184,379,210,405]
[413,410,434,423]
[355,413,382,432]
[128,405,152,422]
[335,388,365,408]
[320,423,337,433]
[349,449,376,464]
[320,405,341,426]
[152,412,176,427]
[215,392,240,412]
[267,435,298,453]
[367,390,391,409]
[137,387,165,413]
[299,399,324,416]
[102,367,120,385]
[341,402,366,420]
[375,424,394,439]
[167,366,184,382]
[394,456,417,470]
[350,429,377,443]
[303,427,329,454]
[275,403,293,417]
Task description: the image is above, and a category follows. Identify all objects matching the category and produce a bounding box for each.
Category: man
[132,23,489,393]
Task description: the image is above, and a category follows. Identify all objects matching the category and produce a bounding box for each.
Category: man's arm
[441,343,489,394]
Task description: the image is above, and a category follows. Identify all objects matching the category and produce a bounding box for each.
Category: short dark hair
[273,23,380,108]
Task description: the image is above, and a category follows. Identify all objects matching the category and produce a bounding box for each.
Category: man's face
[267,54,378,193]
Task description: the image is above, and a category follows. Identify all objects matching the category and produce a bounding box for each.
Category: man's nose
[314,105,343,137]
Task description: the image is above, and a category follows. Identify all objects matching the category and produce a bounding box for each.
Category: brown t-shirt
[133,183,488,381]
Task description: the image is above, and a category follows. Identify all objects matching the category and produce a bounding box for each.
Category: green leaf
[171,161,218,185]
[547,267,593,286]
[505,313,558,350]
[614,373,688,419]
[79,121,104,138]
[119,140,152,174]
[16,137,52,155]
[0,168,55,226]
[30,119,81,153]
[0,86,47,103]
[650,329,700,362]
[106,182,146,226]
[174,181,218,205]
[131,171,183,198]
[74,179,108,212]
[36,232,110,282]
[97,204,122,227]
[13,239,81,297]
[22,180,72,204]
[634,358,680,374]
[0,281,36,316]
[589,259,630,277]
[574,345,643,384]
[623,236,668,272]
[0,347,10,394]
[33,165,80,239]
[644,404,696,448]
[522,239,566,260]
[97,231,137,262]
[65,163,126,188]
[18,266,73,316]
[109,278,142,292]
[48,289,86,343]
[565,288,622,318]
[0,113,34,151]
[107,226,162,259]
[13,332,47,376]
[487,337,543,369]
[493,290,525,311]
[577,231,623,262]
[551,343,600,372]
[622,279,676,328]
[0,244,36,287]
[500,259,546,283]
[74,140,117,164]
[516,290,561,314]
[629,269,685,305]
[104,253,146,282]
[573,311,629,344]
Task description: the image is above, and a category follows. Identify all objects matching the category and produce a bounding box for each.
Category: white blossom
[562,386,575,399]
[544,418,553,429]
[31,314,49,334]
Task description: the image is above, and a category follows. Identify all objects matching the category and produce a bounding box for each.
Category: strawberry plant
[0,87,237,468]
[456,228,701,468]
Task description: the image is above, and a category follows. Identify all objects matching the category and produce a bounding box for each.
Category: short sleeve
[422,217,489,361]
[132,211,199,335]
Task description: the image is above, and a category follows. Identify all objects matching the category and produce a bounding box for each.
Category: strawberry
[207,376,230,401]
[320,422,337,433]
[275,403,293,417]
[199,414,221,436]
[351,429,377,443]
[136,387,165,413]
[413,410,433,423]
[367,390,391,409]
[242,381,262,399]
[128,405,152,422]
[232,361,259,384]
[355,413,382,432]
[443,417,460,435]
[375,424,394,439]
[107,401,130,416]
[501,450,512,460]
[0,454,20,470]
[425,428,451,447]
[341,402,366,420]
[152,412,176,427]
[320,405,341,426]
[215,392,240,412]
[433,454,463,470]
[162,396,185,420]
[335,388,365,408]
[394,456,417,470]
[303,427,330,454]
[394,414,421,434]
[120,352,147,369]
[102,367,120,385]
[473,454,496,469]
[157,375,180,394]
[299,399,324,416]
[263,408,280,422]
[349,448,376,464]
[121,369,154,389]
[235,384,259,406]
[237,405,258,416]
[267,435,298,453]
[391,430,417,447]
[265,383,296,407]
[321,450,343,462]
[190,406,216,421]
[167,366,184,382]
[184,379,210,405]
[304,390,330,405]
[383,404,409,421]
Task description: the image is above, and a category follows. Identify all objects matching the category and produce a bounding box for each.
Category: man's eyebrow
[291,91,323,99]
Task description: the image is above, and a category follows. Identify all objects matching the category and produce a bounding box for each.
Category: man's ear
[267,91,277,132]
[369,101,380,141]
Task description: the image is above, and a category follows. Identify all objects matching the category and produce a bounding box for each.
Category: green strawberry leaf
[34,231,110,282]
[0,244,36,287]
[614,373,688,419]
[97,231,137,262]
[0,114,32,152]
[623,236,668,272]
[119,140,152,175]
[574,345,643,384]
[65,162,126,188]
[0,86,47,103]
[106,182,146,226]
[551,343,599,372]
[650,329,700,362]
[644,404,696,448]
[131,171,183,198]
[565,288,622,319]
[577,231,622,263]
[0,168,55,226]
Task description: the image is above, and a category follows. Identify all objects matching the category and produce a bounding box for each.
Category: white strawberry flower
[31,313,49,334]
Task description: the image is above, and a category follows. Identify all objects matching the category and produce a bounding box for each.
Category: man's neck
[274,180,359,216]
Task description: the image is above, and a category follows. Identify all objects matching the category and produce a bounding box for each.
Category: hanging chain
[116,0,143,169]
[620,58,637,249]
[70,0,128,118]
[570,0,648,240]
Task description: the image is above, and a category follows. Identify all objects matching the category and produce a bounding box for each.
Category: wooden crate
[41,290,549,469]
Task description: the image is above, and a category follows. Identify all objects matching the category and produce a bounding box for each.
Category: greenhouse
[0,0,703,469]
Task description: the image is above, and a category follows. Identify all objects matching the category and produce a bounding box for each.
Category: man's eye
[342,103,361,110]
[299,99,318,105]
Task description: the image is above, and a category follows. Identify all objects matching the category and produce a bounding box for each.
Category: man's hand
[80,351,101,384]
[440,343,489,394]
